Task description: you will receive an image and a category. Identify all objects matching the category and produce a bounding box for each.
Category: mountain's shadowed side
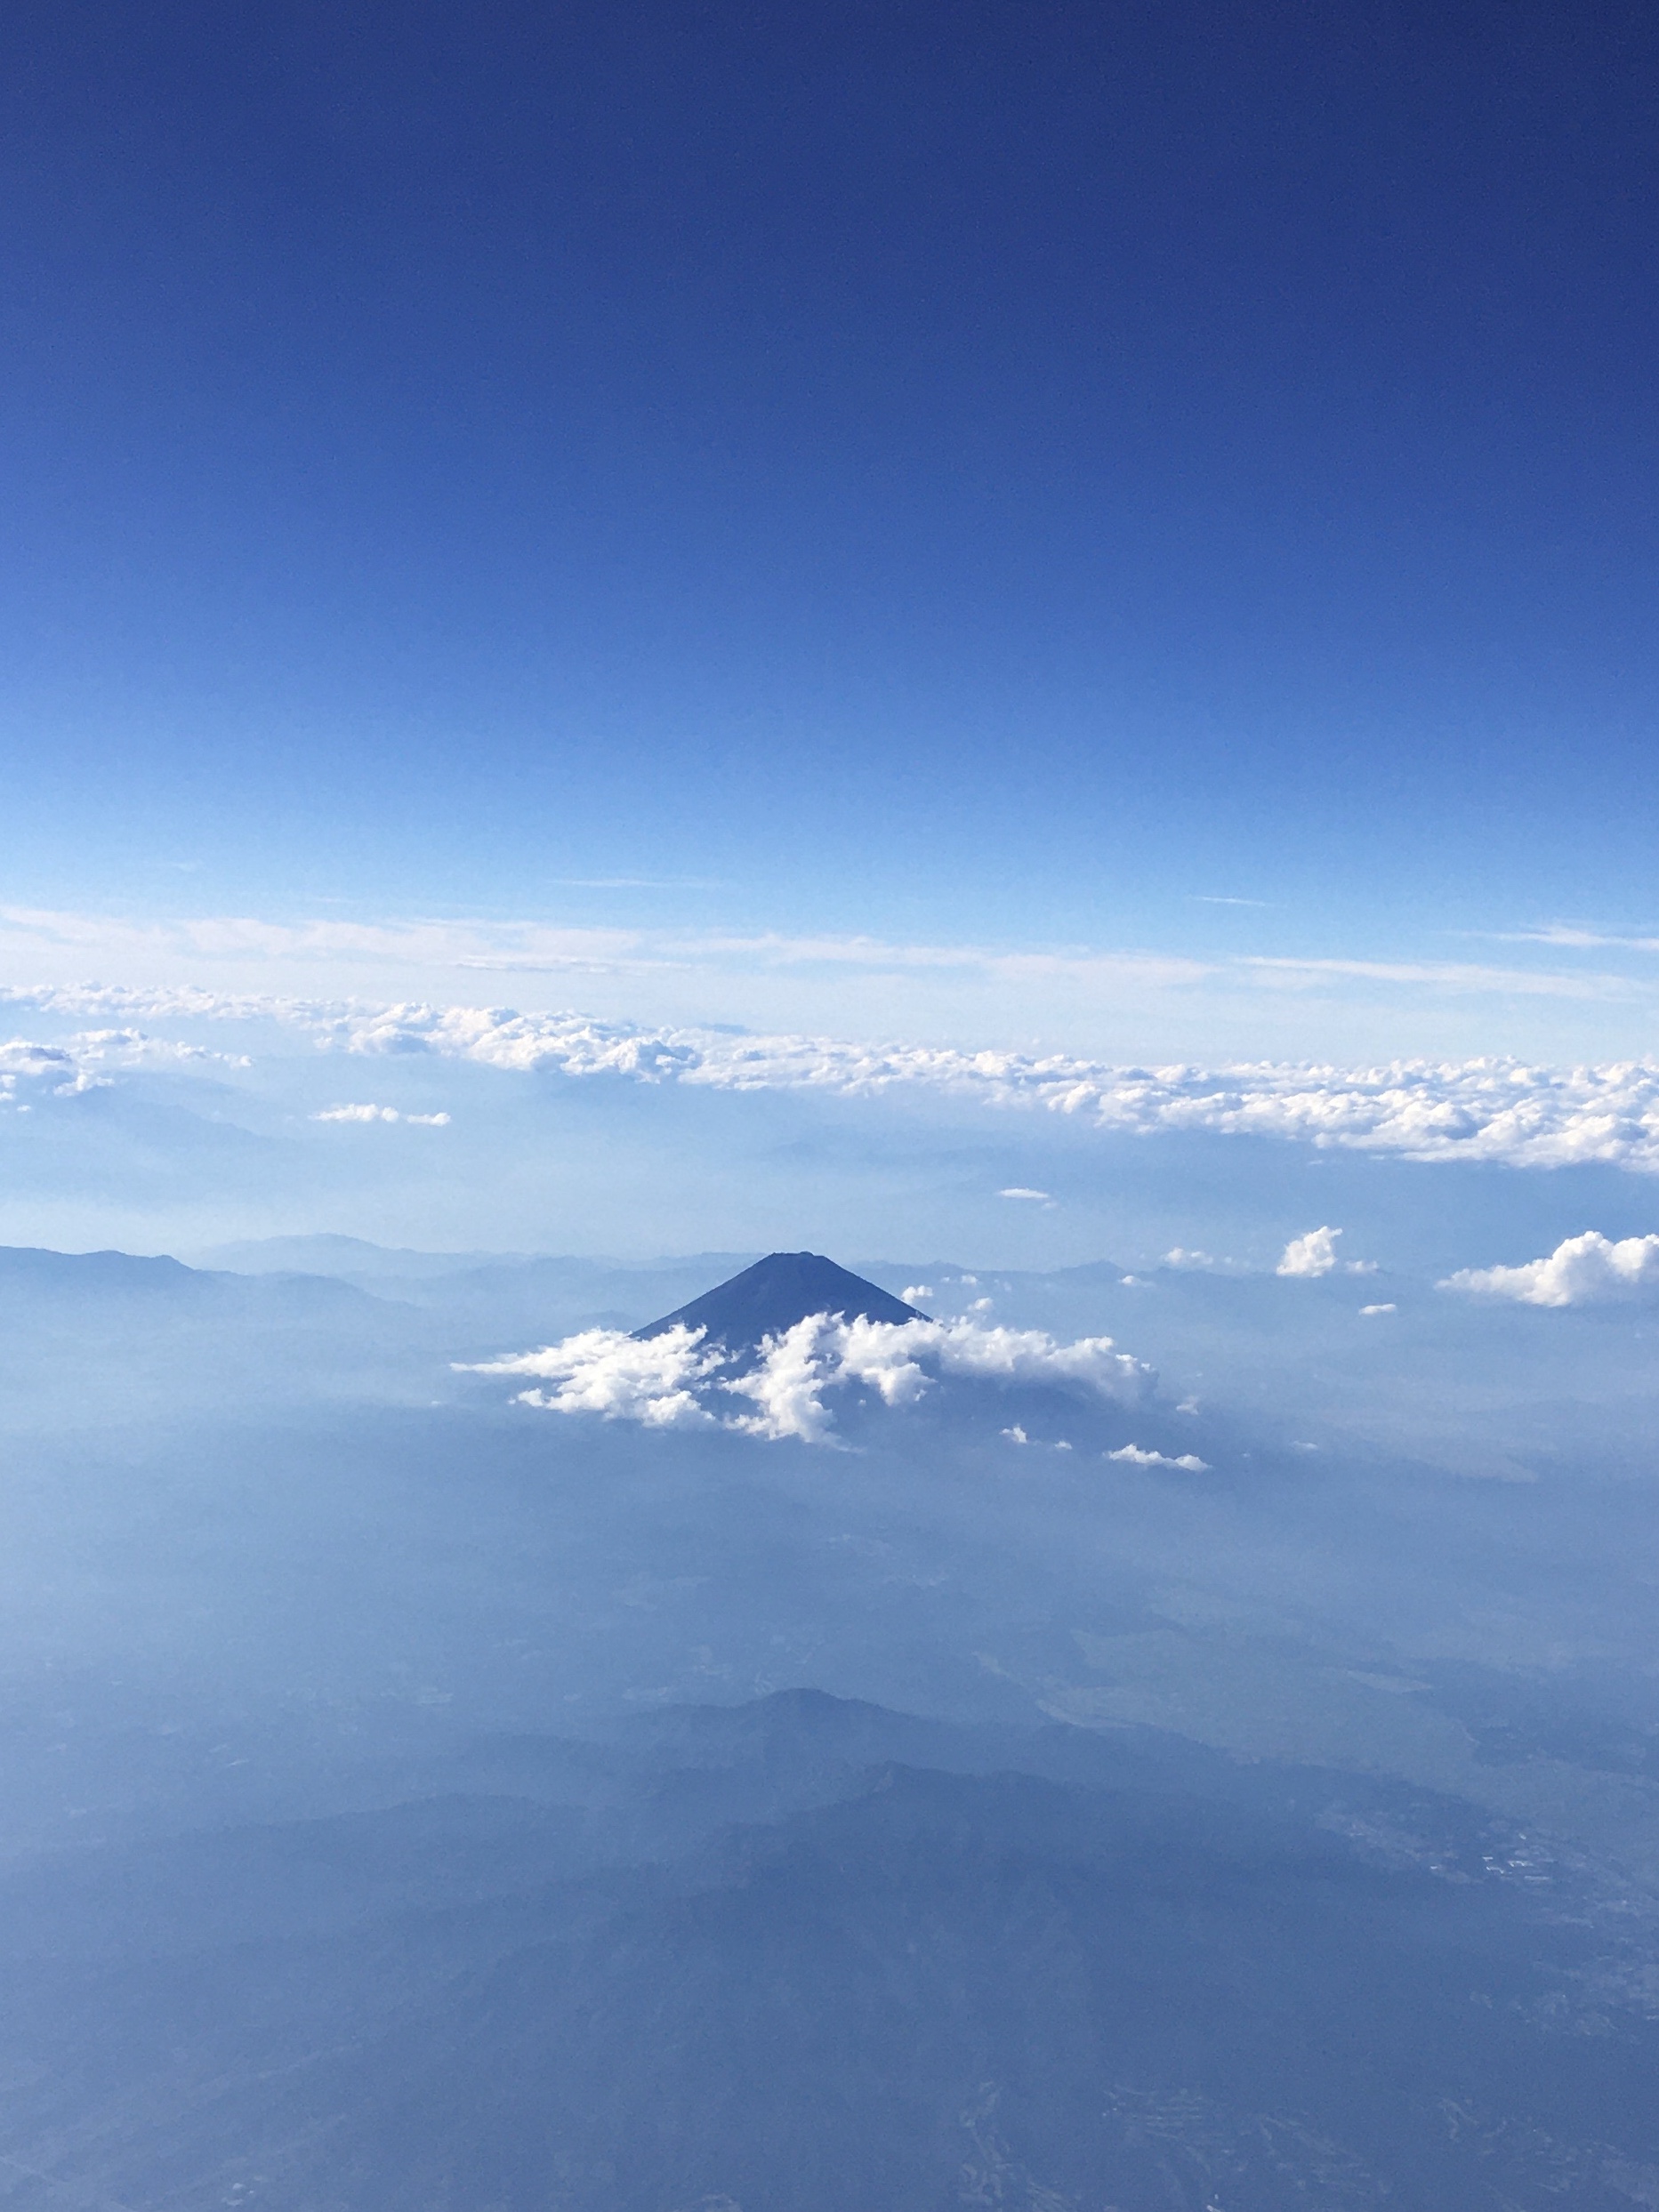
[634,1251,929,1348]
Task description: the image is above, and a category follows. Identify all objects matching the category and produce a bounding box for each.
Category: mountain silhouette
[634,1251,928,1350]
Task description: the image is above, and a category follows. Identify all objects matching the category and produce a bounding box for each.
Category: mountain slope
[634,1251,928,1348]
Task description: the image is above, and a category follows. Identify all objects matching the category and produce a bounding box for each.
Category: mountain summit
[634,1252,929,1350]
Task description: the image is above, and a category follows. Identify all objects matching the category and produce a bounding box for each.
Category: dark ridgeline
[4,1688,1649,2211]
[633,1251,930,1349]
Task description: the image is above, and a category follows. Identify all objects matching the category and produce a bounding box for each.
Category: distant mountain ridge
[635,1251,929,1349]
[0,1688,1625,2212]
[0,1243,374,1307]
[189,1233,518,1279]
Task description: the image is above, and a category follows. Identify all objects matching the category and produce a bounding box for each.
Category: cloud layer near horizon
[8,981,1659,1173]
[464,1311,1152,1444]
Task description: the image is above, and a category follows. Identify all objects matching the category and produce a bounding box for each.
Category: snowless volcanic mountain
[472,1251,1152,1443]
[634,1251,929,1351]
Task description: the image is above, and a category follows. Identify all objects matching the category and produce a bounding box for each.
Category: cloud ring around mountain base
[462,1312,1153,1446]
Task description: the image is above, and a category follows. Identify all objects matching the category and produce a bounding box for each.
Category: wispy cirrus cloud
[1495,924,1659,954]
[0,905,1208,994]
[4,902,1651,1009]
[1240,954,1644,1001]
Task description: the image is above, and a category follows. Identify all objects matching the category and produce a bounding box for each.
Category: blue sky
[4,2,1659,1259]
[4,0,1658,971]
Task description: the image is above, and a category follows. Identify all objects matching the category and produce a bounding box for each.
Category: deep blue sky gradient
[4,0,1657,956]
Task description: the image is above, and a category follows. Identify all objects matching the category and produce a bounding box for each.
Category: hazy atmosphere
[4,4,1659,2208]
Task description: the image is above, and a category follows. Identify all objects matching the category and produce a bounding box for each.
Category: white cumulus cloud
[0,1026,249,1108]
[722,1311,1151,1443]
[1106,1444,1211,1472]
[1275,1226,1375,1277]
[1277,1227,1343,1277]
[463,1312,1152,1446]
[998,1186,1051,1202]
[723,1317,858,1443]
[312,1103,451,1125]
[1440,1231,1659,1307]
[13,978,1659,1176]
[464,1323,724,1428]
[0,1040,106,1103]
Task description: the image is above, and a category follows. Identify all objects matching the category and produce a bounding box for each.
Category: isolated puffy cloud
[312,1103,451,1125]
[1276,1227,1376,1277]
[1277,1227,1342,1277]
[464,1311,1152,1445]
[12,980,1659,1174]
[1440,1231,1659,1307]
[998,1186,1051,1202]
[1106,1444,1211,1472]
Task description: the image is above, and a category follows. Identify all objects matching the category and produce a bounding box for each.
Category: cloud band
[8,983,1659,1173]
